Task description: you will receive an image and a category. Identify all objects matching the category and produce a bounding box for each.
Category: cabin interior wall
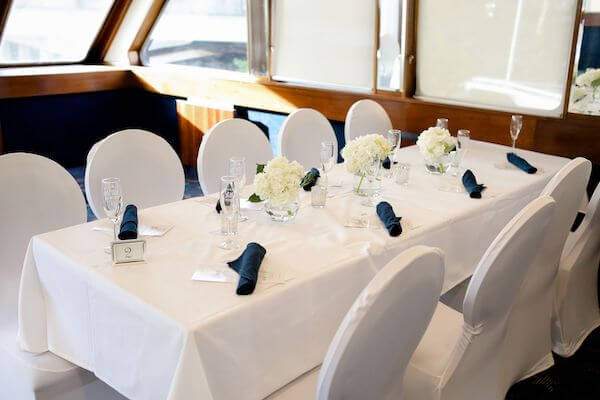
[0,89,179,167]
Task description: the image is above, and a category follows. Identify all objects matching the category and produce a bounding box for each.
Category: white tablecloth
[18,141,568,400]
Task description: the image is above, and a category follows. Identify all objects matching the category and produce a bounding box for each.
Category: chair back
[0,153,86,323]
[197,119,273,194]
[344,99,392,144]
[442,197,555,398]
[552,183,600,355]
[85,129,184,218]
[278,108,338,169]
[317,246,444,400]
[502,158,591,378]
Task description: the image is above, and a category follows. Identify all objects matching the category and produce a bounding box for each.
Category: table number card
[112,239,146,264]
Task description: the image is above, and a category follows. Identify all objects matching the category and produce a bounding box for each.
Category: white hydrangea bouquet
[571,68,600,113]
[416,126,456,174]
[341,134,392,194]
[254,156,304,221]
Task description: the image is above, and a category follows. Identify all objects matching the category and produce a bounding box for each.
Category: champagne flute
[219,176,240,250]
[229,157,248,222]
[510,115,523,151]
[361,155,382,207]
[102,177,123,243]
[320,141,335,191]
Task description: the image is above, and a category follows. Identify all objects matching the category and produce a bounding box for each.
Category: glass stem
[512,139,516,151]
[113,220,118,242]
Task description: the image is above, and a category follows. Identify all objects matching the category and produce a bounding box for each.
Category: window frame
[0,0,130,68]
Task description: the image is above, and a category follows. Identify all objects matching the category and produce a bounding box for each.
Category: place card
[112,239,146,264]
[344,213,370,228]
[192,266,234,283]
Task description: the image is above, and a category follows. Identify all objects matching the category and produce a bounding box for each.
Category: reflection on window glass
[141,0,248,73]
[0,0,114,64]
[569,0,600,115]
[377,0,404,91]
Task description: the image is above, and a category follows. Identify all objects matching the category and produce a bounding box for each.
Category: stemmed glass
[361,155,382,207]
[385,129,402,178]
[510,115,523,151]
[229,157,248,222]
[219,176,240,250]
[320,141,335,192]
[102,177,123,243]
[436,118,449,129]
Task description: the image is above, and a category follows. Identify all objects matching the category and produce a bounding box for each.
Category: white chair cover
[404,196,556,400]
[343,99,392,144]
[552,184,600,356]
[85,129,185,219]
[278,108,338,169]
[503,158,591,379]
[0,153,124,400]
[266,246,445,400]
[197,118,273,194]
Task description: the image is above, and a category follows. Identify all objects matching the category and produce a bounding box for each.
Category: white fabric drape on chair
[344,99,392,144]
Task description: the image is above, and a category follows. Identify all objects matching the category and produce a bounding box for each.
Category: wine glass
[219,176,240,250]
[229,157,248,222]
[320,141,335,190]
[386,130,402,177]
[102,177,123,243]
[455,129,471,167]
[436,118,449,130]
[510,115,523,151]
[361,155,382,207]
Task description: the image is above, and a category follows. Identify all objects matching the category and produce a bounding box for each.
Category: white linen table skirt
[18,141,568,400]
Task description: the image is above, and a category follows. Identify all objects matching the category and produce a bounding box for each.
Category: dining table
[17,140,569,400]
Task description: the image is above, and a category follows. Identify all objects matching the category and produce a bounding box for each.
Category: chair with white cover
[278,108,338,169]
[85,129,185,219]
[0,153,125,400]
[265,245,445,400]
[197,118,273,194]
[552,183,600,356]
[501,158,591,380]
[403,196,556,400]
[344,99,392,144]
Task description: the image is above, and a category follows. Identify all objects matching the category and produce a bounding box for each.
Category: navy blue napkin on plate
[507,152,537,174]
[382,157,391,169]
[216,199,222,214]
[118,204,138,240]
[227,242,267,295]
[301,168,320,191]
[376,201,402,237]
[462,170,486,199]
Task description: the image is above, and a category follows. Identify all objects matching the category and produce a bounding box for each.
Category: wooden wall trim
[0,0,12,44]
[86,0,133,63]
[563,0,584,116]
[0,66,136,99]
[128,0,168,65]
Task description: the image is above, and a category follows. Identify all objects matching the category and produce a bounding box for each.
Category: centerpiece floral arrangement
[341,134,392,194]
[570,68,600,114]
[416,126,456,174]
[253,156,304,221]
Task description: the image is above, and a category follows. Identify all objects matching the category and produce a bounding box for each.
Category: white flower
[254,156,304,206]
[341,134,392,175]
[416,127,455,161]
[575,68,600,87]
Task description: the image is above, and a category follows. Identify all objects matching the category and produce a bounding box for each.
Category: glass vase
[264,196,300,222]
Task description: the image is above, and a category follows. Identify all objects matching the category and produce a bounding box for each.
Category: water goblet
[361,156,382,207]
[102,177,123,243]
[219,176,240,250]
[320,141,335,193]
[229,156,248,222]
[436,118,449,130]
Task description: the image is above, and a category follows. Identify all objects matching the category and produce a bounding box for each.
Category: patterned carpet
[67,165,600,399]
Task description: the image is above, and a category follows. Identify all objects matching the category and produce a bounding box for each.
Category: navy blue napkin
[301,168,320,191]
[507,152,537,174]
[228,242,267,295]
[382,157,391,169]
[118,204,138,240]
[376,202,402,237]
[462,170,486,199]
[216,199,222,214]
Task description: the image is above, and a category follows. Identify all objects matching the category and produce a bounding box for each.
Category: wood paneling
[0,0,12,43]
[176,100,234,166]
[128,0,168,64]
[86,0,133,62]
[0,66,136,99]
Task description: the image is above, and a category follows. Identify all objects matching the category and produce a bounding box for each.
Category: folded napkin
[118,204,138,240]
[301,168,320,191]
[462,170,486,199]
[376,201,402,237]
[507,152,537,174]
[382,157,391,170]
[228,242,267,295]
[216,199,222,214]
